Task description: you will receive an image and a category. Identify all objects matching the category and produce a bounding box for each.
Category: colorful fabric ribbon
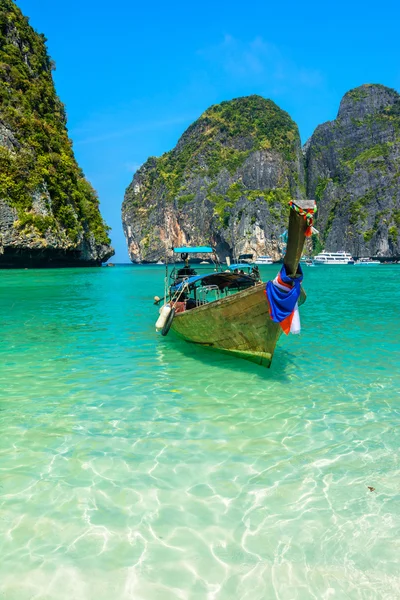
[265,265,303,335]
[289,200,317,237]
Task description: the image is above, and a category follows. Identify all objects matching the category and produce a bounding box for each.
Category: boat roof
[173,246,213,253]
[317,250,352,255]
[227,263,254,270]
[171,273,213,290]
[171,271,254,291]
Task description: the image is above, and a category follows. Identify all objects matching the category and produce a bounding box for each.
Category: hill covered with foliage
[123,86,400,262]
[122,95,305,262]
[0,0,113,266]
[305,84,400,258]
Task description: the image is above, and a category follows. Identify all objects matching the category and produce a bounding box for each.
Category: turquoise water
[0,265,399,600]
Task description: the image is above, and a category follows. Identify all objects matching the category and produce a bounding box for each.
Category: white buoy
[155,304,171,331]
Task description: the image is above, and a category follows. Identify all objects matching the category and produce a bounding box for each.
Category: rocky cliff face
[305,84,400,257]
[123,85,400,262]
[122,96,305,262]
[0,0,113,267]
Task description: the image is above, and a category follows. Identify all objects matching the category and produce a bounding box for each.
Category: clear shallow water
[0,264,399,600]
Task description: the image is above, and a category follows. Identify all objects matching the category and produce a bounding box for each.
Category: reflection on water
[0,265,399,599]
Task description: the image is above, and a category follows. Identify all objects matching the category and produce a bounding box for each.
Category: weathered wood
[292,200,316,210]
[172,284,281,367]
[284,200,316,277]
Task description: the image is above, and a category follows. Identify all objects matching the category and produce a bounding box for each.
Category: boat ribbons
[266,265,303,335]
[289,200,317,237]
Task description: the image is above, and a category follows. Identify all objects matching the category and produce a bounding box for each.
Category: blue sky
[18,0,400,262]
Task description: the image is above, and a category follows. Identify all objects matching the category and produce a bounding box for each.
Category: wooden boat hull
[165,199,314,367]
[171,283,283,367]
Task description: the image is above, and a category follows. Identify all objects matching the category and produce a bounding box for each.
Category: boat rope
[289,201,317,237]
[164,267,168,304]
[168,279,190,308]
[265,264,303,335]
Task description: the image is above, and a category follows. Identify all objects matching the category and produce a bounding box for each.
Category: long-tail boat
[155,200,316,367]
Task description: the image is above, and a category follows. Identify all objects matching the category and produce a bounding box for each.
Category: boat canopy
[171,271,254,292]
[228,263,255,270]
[173,246,213,253]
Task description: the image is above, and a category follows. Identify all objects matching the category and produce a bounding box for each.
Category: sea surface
[0,264,399,600]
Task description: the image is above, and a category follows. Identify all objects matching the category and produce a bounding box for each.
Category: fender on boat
[161,307,175,336]
[156,304,171,331]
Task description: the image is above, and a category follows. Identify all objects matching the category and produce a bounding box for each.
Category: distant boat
[154,199,316,368]
[354,258,381,265]
[313,251,354,265]
[255,256,273,265]
[200,260,210,264]
[156,260,164,265]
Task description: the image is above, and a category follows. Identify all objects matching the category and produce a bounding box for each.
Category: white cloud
[71,115,195,146]
[199,35,323,90]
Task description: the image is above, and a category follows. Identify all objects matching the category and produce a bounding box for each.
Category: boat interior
[168,248,261,311]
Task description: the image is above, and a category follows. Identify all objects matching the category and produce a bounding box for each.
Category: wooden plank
[172,285,282,365]
[284,200,316,277]
[294,199,316,210]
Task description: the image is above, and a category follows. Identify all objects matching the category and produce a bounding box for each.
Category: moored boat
[313,250,354,265]
[154,200,316,367]
[255,255,273,265]
[354,258,381,265]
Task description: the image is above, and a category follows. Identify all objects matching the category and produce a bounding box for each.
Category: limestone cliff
[0,0,113,267]
[305,84,400,257]
[122,95,305,262]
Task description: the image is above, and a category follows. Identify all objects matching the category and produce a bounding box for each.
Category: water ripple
[0,265,399,599]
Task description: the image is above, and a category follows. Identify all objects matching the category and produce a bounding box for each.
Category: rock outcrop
[0,0,113,267]
[305,84,400,257]
[122,95,305,262]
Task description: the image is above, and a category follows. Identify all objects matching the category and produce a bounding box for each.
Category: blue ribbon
[266,265,303,324]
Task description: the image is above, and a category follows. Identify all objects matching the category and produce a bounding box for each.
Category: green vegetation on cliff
[122,94,303,262]
[131,95,300,206]
[207,182,291,227]
[306,84,400,257]
[0,0,111,246]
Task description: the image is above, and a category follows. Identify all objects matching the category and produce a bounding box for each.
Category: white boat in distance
[313,251,354,265]
[255,255,273,265]
[354,258,381,265]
